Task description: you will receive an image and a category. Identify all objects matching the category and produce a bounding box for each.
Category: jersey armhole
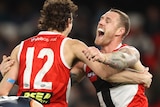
[60,38,71,69]
[17,41,24,62]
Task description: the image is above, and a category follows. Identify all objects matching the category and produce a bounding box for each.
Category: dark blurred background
[0,0,160,107]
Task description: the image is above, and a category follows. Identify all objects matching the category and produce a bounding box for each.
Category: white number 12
[23,47,54,90]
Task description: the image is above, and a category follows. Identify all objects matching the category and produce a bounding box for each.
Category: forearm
[106,71,144,84]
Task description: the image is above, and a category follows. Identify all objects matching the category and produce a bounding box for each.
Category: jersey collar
[38,31,62,35]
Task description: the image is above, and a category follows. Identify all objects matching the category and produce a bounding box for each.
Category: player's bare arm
[83,46,140,70]
[0,45,20,96]
[68,39,119,79]
[70,60,152,88]
[106,67,152,88]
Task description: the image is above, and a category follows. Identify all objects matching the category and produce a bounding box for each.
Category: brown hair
[38,0,78,32]
[109,8,130,38]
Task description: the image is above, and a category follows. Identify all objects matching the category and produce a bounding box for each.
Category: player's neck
[49,30,68,37]
[101,41,122,53]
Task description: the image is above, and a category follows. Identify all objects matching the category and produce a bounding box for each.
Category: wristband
[7,78,16,84]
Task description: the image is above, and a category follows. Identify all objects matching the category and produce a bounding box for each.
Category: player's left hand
[0,55,14,76]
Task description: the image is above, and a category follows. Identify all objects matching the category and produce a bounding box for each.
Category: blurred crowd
[0,0,160,107]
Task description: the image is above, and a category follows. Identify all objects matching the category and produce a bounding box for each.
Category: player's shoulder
[0,96,43,107]
[63,38,87,54]
[65,37,84,44]
[120,44,139,52]
[119,44,140,59]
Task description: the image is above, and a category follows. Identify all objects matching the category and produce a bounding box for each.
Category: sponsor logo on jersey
[22,91,52,104]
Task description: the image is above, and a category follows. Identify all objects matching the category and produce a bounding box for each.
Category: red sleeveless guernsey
[17,31,71,107]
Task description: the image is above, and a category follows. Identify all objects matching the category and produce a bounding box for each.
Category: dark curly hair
[38,0,78,32]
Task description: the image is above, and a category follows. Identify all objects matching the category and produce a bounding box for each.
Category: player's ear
[30,99,43,107]
[68,13,73,24]
[68,17,73,24]
[115,27,125,37]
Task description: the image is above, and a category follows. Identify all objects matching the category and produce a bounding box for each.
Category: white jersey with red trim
[84,43,148,107]
[17,31,71,107]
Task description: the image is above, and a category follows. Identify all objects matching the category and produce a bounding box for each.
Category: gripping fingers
[82,49,94,60]
[82,47,100,60]
[145,78,152,88]
[2,55,11,62]
[0,55,14,76]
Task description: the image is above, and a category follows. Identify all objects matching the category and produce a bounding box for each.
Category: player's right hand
[142,67,152,88]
